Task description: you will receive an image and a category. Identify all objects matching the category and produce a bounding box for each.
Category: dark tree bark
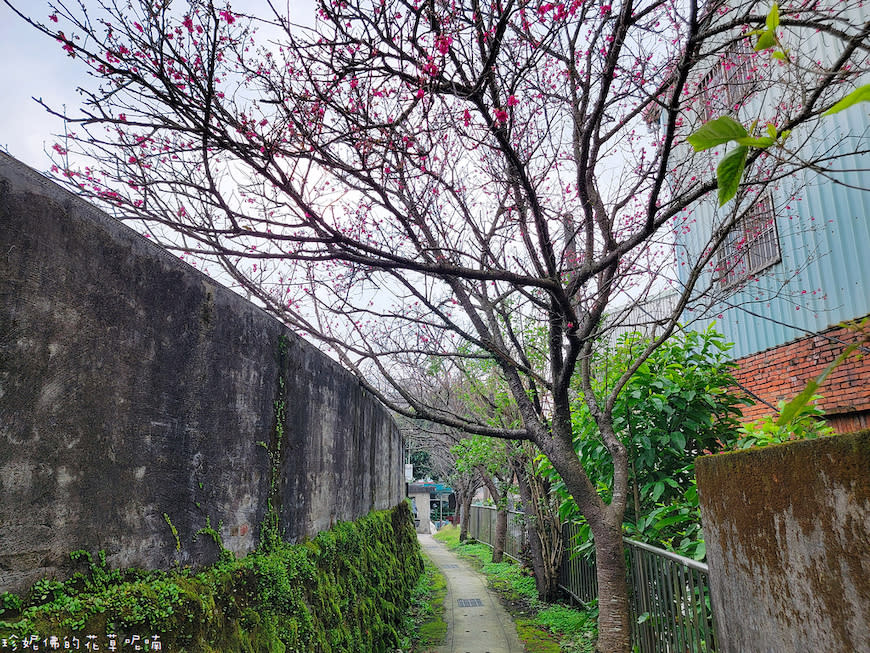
[513,450,563,602]
[459,491,474,542]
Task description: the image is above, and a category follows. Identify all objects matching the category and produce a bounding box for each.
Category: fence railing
[559,520,598,604]
[467,503,526,562]
[467,505,718,653]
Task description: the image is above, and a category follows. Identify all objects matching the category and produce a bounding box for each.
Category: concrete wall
[696,431,870,653]
[0,153,403,594]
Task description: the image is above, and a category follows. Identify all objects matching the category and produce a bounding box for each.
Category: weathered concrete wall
[0,153,403,594]
[696,431,870,653]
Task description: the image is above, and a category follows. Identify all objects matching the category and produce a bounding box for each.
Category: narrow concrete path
[418,534,524,653]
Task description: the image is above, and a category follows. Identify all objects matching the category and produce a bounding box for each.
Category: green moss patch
[400,556,447,651]
[0,503,423,652]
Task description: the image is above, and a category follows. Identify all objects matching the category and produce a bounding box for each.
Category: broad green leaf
[822,84,870,116]
[766,123,777,138]
[754,30,776,51]
[775,380,819,427]
[655,514,691,529]
[766,3,779,30]
[651,480,666,501]
[771,50,788,61]
[687,116,748,151]
[716,144,748,205]
[736,135,776,148]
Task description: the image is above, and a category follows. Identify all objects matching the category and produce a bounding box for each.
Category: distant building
[407,482,454,534]
[407,484,432,534]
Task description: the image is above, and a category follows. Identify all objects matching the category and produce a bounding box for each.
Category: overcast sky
[0,2,77,169]
[0,1,316,172]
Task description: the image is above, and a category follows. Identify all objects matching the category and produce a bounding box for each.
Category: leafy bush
[542,326,744,559]
[735,395,835,449]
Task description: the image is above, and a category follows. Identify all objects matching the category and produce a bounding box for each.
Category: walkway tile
[418,534,524,653]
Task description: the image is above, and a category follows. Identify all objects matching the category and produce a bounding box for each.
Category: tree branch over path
[7,0,868,649]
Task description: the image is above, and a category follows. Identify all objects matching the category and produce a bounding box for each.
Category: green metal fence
[466,505,718,652]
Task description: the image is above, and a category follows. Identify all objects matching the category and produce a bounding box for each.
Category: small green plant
[28,579,65,605]
[162,513,181,552]
[69,549,123,591]
[0,592,22,617]
[195,517,235,564]
[735,395,835,449]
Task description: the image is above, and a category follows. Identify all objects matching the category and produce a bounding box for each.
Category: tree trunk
[459,492,473,542]
[454,490,465,527]
[540,432,632,653]
[590,517,632,653]
[479,471,507,563]
[492,506,507,563]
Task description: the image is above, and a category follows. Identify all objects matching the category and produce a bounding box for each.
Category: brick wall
[733,318,870,433]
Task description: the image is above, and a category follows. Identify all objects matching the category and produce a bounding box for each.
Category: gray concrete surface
[418,534,524,653]
[0,151,404,593]
[697,430,870,653]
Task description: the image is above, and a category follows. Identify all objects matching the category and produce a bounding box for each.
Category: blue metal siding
[676,104,870,359]
[672,0,870,358]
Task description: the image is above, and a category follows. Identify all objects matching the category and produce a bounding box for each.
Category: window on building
[699,40,755,122]
[716,194,781,288]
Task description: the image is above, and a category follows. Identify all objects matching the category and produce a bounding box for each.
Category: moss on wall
[0,503,423,652]
[696,430,870,652]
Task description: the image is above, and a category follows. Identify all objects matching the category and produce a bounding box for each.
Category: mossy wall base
[696,430,870,653]
[0,503,423,653]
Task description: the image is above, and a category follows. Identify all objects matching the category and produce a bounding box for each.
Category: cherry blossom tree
[7,0,869,648]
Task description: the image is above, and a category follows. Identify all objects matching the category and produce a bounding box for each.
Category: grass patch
[537,604,597,653]
[433,524,597,653]
[399,556,447,652]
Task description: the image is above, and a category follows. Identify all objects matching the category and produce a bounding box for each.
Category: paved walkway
[418,534,524,653]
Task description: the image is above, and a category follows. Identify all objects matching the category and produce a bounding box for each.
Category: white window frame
[699,40,755,122]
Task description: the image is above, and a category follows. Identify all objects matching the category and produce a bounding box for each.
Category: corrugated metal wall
[674,5,870,358]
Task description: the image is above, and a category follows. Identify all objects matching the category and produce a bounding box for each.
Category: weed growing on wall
[260,334,291,552]
[0,503,423,652]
